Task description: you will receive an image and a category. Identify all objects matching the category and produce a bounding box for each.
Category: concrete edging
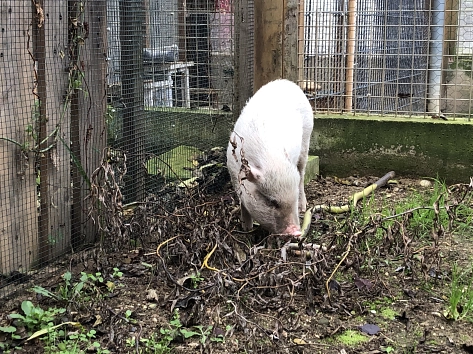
[311,115,473,183]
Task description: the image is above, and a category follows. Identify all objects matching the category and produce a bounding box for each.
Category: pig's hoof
[242,221,254,232]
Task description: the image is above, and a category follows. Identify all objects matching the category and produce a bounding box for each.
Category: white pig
[226,79,313,236]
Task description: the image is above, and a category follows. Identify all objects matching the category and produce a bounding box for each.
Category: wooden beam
[283,0,299,83]
[0,0,38,274]
[254,1,284,92]
[234,0,253,116]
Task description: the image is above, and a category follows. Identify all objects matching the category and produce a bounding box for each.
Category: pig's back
[233,79,312,165]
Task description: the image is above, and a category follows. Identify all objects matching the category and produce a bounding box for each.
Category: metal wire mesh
[0,1,107,295]
[107,0,236,200]
[301,0,473,119]
[1,0,241,296]
[4,0,472,297]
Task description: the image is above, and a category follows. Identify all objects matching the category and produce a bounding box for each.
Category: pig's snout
[283,224,302,237]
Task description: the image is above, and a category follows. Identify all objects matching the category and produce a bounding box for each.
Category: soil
[1,173,473,354]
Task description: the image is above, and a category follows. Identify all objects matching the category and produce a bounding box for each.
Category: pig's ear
[247,165,263,183]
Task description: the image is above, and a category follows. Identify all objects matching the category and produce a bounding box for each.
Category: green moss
[337,329,369,346]
[380,307,398,321]
[146,145,202,180]
[312,116,473,183]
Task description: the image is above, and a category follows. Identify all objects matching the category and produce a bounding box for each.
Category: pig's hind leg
[240,202,254,231]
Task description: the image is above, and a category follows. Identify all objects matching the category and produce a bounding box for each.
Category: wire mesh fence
[0,0,243,297]
[301,0,473,120]
[1,0,473,297]
[1,0,107,296]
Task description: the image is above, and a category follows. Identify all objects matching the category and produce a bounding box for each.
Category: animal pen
[0,0,472,296]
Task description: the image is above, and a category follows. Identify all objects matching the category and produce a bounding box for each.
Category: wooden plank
[233,0,254,116]
[119,0,145,204]
[0,0,39,274]
[33,0,51,266]
[254,0,284,91]
[444,0,459,58]
[443,0,459,98]
[44,0,71,259]
[81,0,108,242]
[282,0,299,83]
[73,0,108,244]
[344,0,357,112]
[178,0,187,61]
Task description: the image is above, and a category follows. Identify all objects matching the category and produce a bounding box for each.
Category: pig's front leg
[297,158,308,213]
[298,180,307,213]
[240,202,254,231]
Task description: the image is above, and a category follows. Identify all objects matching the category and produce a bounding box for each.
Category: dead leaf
[354,277,373,290]
[293,338,308,345]
[146,289,159,302]
[93,315,102,327]
[360,323,380,335]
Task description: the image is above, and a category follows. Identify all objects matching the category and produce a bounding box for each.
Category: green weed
[444,262,473,321]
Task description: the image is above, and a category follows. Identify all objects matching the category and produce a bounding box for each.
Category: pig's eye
[269,198,280,209]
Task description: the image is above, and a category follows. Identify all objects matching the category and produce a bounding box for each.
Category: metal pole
[344,0,357,112]
[427,0,446,114]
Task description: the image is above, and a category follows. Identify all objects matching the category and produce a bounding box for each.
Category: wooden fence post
[234,0,254,117]
[253,0,301,92]
[79,0,108,243]
[45,0,71,260]
[0,0,39,274]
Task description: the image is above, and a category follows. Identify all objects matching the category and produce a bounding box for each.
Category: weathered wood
[178,0,187,61]
[70,0,107,247]
[0,1,39,274]
[254,1,284,91]
[44,0,71,259]
[69,0,81,249]
[443,0,459,98]
[77,0,108,243]
[233,0,254,116]
[254,1,301,89]
[444,0,459,58]
[33,0,51,266]
[344,0,357,112]
[283,0,298,83]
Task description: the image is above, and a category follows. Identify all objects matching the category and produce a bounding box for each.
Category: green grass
[444,261,473,322]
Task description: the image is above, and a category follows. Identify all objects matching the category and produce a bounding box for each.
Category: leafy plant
[189,272,204,289]
[34,271,113,303]
[41,326,110,354]
[126,309,223,353]
[444,262,473,321]
[112,267,123,278]
[8,301,65,333]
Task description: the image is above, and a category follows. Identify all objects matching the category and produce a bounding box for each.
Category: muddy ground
[1,173,473,354]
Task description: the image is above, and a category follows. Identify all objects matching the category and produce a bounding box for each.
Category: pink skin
[283,224,302,237]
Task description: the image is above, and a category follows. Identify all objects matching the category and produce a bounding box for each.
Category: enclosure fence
[1,0,473,297]
[302,0,473,119]
[0,0,242,297]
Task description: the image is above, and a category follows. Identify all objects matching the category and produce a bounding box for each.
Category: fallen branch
[300,171,396,238]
